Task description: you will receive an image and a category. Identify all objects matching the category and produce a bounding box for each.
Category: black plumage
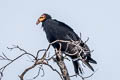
[36,13,97,75]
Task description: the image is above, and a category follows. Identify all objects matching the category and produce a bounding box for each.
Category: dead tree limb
[0,39,95,80]
[55,50,70,80]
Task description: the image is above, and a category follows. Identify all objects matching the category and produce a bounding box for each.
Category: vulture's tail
[72,60,83,75]
[72,56,97,74]
[87,56,97,64]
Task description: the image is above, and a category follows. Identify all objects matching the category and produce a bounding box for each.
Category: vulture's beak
[36,19,40,25]
[36,15,46,25]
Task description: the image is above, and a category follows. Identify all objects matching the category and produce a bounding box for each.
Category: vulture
[36,13,97,75]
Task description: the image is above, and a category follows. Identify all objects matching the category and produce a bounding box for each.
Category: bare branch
[0,38,96,80]
[84,37,89,44]
[19,63,36,80]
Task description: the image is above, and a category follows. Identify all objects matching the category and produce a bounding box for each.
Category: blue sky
[0,0,120,80]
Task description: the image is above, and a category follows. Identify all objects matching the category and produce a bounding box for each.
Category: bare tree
[0,39,95,80]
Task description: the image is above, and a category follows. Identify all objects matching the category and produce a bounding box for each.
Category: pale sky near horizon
[0,0,120,80]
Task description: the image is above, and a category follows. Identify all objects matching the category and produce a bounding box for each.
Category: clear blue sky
[0,0,120,80]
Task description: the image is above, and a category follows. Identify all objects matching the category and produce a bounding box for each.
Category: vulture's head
[36,13,51,25]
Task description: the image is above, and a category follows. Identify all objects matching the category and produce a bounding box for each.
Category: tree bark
[55,50,70,80]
